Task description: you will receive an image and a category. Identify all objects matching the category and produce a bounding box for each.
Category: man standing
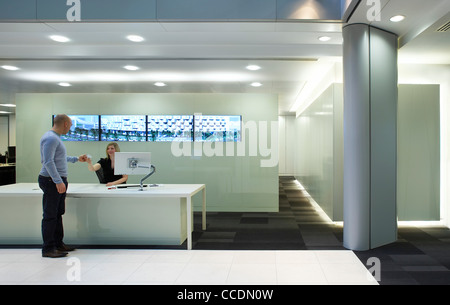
[39,114,87,258]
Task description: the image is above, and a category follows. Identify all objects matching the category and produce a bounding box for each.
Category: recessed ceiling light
[0,104,16,107]
[318,36,331,42]
[250,82,262,87]
[246,65,261,71]
[49,35,70,43]
[390,15,405,22]
[1,65,20,71]
[124,65,140,71]
[154,82,167,87]
[58,82,72,87]
[126,35,145,42]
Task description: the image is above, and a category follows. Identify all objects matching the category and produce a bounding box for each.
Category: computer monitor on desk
[114,152,156,191]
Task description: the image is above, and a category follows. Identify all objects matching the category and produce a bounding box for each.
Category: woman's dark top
[97,158,125,184]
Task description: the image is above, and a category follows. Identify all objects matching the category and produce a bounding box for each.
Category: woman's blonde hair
[105,142,120,159]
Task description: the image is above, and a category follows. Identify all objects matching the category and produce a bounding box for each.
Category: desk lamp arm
[139,165,156,191]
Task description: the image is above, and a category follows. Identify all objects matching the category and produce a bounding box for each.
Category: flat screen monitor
[54,115,100,141]
[101,115,146,142]
[147,115,193,142]
[194,115,241,142]
[114,152,151,175]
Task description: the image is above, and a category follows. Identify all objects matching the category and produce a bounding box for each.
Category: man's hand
[56,182,66,194]
[78,154,88,162]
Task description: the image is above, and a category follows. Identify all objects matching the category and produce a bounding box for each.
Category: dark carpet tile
[389,254,443,266]
[435,257,450,269]
[240,217,269,224]
[289,200,314,207]
[194,241,305,250]
[410,271,450,285]
[197,231,236,240]
[234,228,304,243]
[376,272,419,285]
[361,241,425,256]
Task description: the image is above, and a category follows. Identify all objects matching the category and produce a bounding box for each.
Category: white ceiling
[0,0,449,115]
[348,0,450,64]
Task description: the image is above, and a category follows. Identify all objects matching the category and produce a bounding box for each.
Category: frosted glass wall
[16,93,279,212]
[397,84,440,220]
[398,64,449,226]
[0,116,7,153]
[294,83,440,222]
[295,83,343,221]
[278,115,295,176]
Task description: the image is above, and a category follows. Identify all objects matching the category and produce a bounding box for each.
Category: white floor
[0,248,378,285]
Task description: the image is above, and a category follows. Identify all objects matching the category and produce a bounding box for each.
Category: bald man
[39,114,88,258]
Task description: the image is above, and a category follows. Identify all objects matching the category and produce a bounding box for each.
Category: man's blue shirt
[39,130,78,184]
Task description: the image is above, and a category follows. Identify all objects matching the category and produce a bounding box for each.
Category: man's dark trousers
[38,175,68,254]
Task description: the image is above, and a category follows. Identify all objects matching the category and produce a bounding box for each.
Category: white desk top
[0,183,205,198]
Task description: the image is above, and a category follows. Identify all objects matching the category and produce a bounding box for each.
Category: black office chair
[95,168,107,184]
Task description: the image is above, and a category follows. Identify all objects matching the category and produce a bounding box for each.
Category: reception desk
[0,183,206,250]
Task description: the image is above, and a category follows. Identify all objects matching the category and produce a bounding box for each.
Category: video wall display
[147,115,193,142]
[54,115,100,141]
[194,115,242,142]
[100,115,146,142]
[55,114,242,142]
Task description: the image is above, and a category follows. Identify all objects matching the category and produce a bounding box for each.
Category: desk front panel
[0,194,188,246]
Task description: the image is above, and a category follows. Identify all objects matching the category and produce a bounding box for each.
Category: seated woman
[87,142,128,186]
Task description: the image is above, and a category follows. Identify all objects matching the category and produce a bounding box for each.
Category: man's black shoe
[42,249,68,258]
[57,243,76,252]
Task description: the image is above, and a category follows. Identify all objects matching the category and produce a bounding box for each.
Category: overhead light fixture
[246,65,261,71]
[154,82,167,87]
[58,82,72,87]
[0,111,12,114]
[0,104,16,107]
[126,35,145,42]
[124,65,140,71]
[318,36,331,42]
[250,82,262,87]
[49,35,70,43]
[390,15,405,22]
[1,65,20,71]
